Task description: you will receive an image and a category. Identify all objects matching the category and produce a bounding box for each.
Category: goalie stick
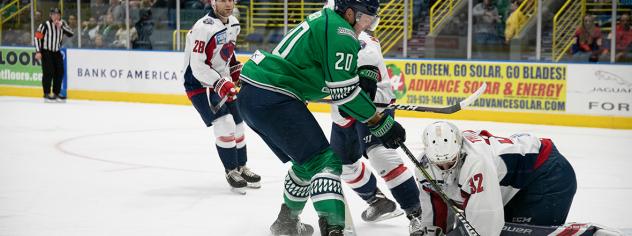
[398,142,481,236]
[317,82,487,114]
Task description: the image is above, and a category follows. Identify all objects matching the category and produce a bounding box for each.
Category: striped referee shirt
[34,19,74,52]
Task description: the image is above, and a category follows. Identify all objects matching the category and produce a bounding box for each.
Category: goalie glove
[213,77,237,102]
[368,113,406,149]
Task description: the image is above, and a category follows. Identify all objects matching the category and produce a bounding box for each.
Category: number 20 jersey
[240,8,377,122]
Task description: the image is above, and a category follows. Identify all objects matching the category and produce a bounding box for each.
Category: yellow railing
[173,1,412,54]
[553,0,585,62]
[173,5,250,51]
[0,0,31,45]
[374,0,413,54]
[172,29,188,51]
[1,0,30,24]
[514,0,536,36]
[430,0,459,33]
[248,1,322,31]
[585,1,631,32]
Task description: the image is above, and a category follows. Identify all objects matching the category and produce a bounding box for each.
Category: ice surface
[1,97,630,236]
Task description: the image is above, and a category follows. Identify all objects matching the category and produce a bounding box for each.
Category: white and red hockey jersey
[183,11,240,87]
[331,31,395,127]
[415,130,554,236]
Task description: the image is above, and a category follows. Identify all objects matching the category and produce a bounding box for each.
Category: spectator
[93,33,106,48]
[504,0,526,43]
[192,0,211,9]
[81,17,101,43]
[473,0,502,45]
[34,10,42,23]
[112,24,138,48]
[91,0,108,17]
[612,14,632,62]
[132,8,153,49]
[99,13,119,43]
[107,0,125,23]
[571,15,604,62]
[62,14,78,48]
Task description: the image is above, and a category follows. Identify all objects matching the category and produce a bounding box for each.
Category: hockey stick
[317,82,487,114]
[398,142,481,236]
[210,95,228,114]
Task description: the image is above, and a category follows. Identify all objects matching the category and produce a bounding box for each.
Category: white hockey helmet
[422,121,463,166]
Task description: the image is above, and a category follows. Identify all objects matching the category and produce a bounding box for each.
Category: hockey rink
[0,96,630,236]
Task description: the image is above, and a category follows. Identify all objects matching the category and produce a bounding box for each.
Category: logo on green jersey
[386,64,406,99]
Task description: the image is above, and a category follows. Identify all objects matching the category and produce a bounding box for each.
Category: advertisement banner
[67,49,184,94]
[0,47,42,87]
[566,64,632,116]
[383,60,567,113]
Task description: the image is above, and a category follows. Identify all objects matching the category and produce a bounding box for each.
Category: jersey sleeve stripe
[533,138,553,170]
[323,12,334,82]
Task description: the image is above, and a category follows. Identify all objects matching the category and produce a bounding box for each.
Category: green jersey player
[237,0,406,235]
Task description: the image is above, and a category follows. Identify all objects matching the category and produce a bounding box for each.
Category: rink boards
[1,47,631,129]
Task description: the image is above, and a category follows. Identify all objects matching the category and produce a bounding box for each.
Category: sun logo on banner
[386,64,407,99]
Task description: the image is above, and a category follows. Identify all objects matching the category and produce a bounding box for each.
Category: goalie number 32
[468,173,484,194]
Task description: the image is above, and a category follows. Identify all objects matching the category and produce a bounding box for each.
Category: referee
[34,8,73,102]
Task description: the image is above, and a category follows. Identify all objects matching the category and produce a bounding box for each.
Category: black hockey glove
[368,114,406,149]
[357,65,379,100]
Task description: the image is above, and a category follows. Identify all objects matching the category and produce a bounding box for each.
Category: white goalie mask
[422,121,463,169]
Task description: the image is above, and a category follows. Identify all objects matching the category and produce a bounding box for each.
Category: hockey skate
[44,94,56,103]
[270,203,314,236]
[407,209,426,236]
[225,169,247,195]
[318,217,344,236]
[361,190,404,222]
[239,166,261,189]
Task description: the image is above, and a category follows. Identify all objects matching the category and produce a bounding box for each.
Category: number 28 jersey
[240,8,377,122]
[183,11,239,88]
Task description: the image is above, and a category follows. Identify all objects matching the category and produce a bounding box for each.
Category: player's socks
[388,177,422,213]
[292,148,346,227]
[367,146,421,214]
[215,145,238,170]
[341,160,378,201]
[283,168,310,213]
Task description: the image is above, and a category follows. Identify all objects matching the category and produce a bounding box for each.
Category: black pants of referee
[41,50,64,96]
